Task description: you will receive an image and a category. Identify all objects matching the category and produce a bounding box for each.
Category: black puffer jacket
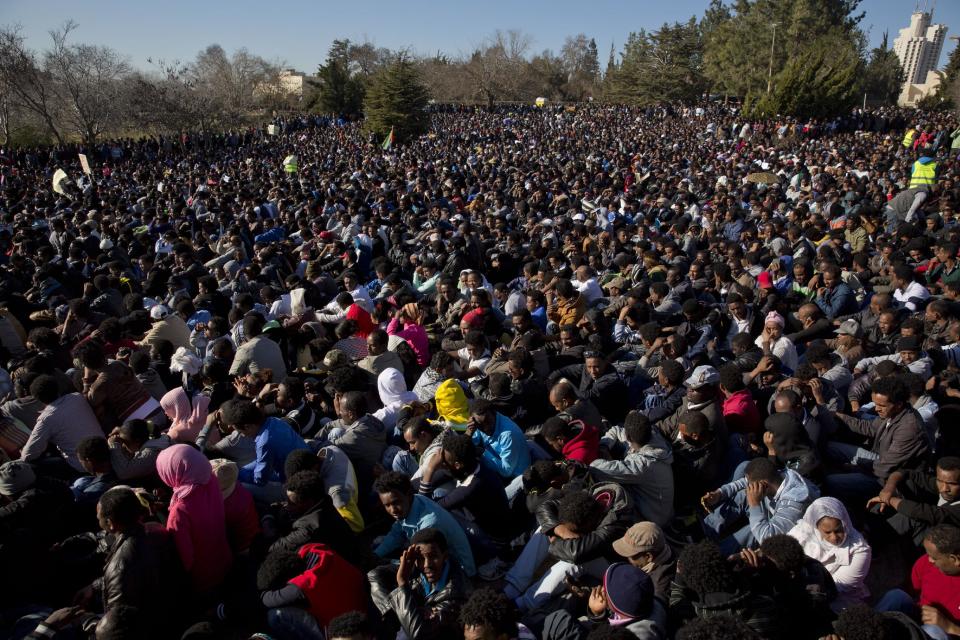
[535,480,633,564]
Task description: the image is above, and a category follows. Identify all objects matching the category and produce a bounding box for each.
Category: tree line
[0,3,924,147]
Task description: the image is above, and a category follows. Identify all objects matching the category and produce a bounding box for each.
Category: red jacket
[562,420,600,464]
[288,544,366,628]
[722,389,761,435]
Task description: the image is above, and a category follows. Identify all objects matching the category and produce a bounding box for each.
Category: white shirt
[894,281,930,312]
[575,278,603,304]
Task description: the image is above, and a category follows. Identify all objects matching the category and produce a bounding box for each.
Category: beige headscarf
[402,302,424,326]
[210,458,239,499]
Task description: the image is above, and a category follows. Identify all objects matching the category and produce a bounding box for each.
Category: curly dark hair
[522,460,566,494]
[624,411,652,447]
[410,527,448,552]
[758,534,806,574]
[77,436,110,464]
[98,488,145,529]
[871,375,909,405]
[373,471,413,496]
[284,448,320,479]
[459,587,518,637]
[328,612,373,640]
[285,470,326,503]
[678,541,735,596]
[219,398,264,429]
[676,614,761,640]
[557,490,603,533]
[441,432,478,469]
[832,604,897,640]
[256,549,305,591]
[925,524,960,556]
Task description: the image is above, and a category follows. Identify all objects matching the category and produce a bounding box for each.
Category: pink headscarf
[156,443,216,501]
[161,387,211,443]
[155,444,232,593]
[764,311,785,328]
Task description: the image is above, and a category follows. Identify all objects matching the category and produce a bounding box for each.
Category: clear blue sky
[3,0,959,73]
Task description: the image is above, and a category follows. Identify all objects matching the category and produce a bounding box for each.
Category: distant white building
[255,69,306,100]
[893,9,948,106]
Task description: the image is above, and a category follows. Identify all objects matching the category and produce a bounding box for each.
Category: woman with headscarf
[387,303,429,367]
[210,458,260,555]
[161,386,211,444]
[755,311,798,372]
[788,497,871,611]
[431,378,471,432]
[372,367,418,434]
[156,444,232,596]
[762,412,821,481]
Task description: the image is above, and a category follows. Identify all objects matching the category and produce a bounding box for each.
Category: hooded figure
[431,379,470,431]
[161,387,211,444]
[763,413,821,480]
[788,497,871,611]
[372,368,418,433]
[156,444,232,594]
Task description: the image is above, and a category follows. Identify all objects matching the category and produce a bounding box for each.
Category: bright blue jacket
[239,417,308,486]
[471,413,531,479]
[375,494,476,576]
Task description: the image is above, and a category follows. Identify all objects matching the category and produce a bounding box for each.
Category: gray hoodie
[590,429,675,526]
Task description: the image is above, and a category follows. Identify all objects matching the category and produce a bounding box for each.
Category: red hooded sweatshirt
[562,420,600,464]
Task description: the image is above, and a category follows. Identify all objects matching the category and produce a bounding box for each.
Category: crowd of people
[1,101,960,640]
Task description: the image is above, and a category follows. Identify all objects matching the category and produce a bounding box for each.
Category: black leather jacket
[95,524,183,617]
[535,480,633,564]
[388,560,471,640]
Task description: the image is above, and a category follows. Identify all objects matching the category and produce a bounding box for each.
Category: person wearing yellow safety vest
[903,127,917,149]
[909,156,938,190]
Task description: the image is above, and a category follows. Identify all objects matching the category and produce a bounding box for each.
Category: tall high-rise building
[894,10,947,83]
[893,7,948,105]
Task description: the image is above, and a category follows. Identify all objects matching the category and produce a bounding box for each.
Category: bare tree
[44,20,131,144]
[0,24,66,144]
[463,30,534,107]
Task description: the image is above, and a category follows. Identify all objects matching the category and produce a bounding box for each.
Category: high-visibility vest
[903,129,917,148]
[910,160,937,188]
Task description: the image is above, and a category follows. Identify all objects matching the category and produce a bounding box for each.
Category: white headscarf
[373,368,417,431]
[790,496,865,566]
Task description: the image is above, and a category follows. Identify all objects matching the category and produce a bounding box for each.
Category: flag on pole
[282,155,298,174]
[382,127,395,151]
[52,169,68,195]
[78,154,92,176]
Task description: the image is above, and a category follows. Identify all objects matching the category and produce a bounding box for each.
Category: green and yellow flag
[382,127,395,150]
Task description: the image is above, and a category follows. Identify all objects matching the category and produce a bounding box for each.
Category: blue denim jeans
[702,488,755,555]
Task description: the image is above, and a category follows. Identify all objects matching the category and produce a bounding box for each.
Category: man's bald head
[549,380,578,411]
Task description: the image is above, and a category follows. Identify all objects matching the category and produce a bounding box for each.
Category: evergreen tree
[608,19,705,105]
[704,0,863,99]
[605,42,617,79]
[585,38,601,83]
[929,44,960,108]
[315,39,364,117]
[363,54,430,144]
[862,31,903,106]
[750,28,861,118]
